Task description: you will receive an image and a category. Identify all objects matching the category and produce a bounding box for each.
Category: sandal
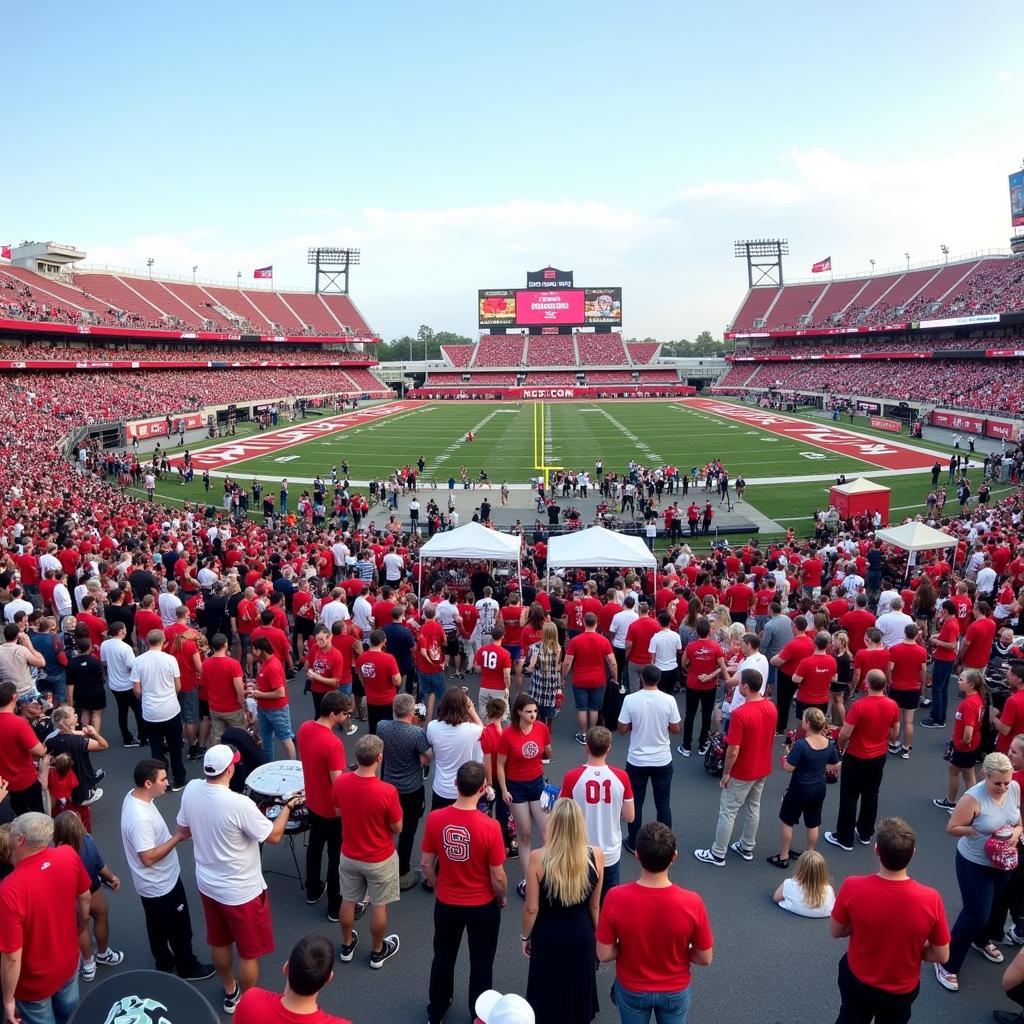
[766,854,789,869]
[972,941,1004,963]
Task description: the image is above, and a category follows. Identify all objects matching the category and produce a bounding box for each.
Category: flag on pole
[1,245,11,259]
[811,256,832,273]
[253,266,273,279]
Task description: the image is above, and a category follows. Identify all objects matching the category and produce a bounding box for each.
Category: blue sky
[7,2,1023,340]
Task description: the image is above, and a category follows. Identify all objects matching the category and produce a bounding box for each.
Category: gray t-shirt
[378,719,430,794]
[760,615,794,661]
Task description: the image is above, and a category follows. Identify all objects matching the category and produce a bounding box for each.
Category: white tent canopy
[546,526,657,570]
[417,521,522,561]
[874,521,957,553]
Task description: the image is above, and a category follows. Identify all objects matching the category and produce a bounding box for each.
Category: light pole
[236,271,241,288]
[940,244,949,263]
[192,264,198,283]
[146,257,154,278]
[904,252,910,270]
[869,258,876,273]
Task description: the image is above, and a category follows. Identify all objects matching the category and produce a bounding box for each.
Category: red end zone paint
[168,402,418,471]
[682,399,943,471]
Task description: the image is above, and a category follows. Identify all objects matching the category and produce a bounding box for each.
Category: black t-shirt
[128,569,160,602]
[866,549,884,574]
[68,654,107,709]
[226,591,244,628]
[204,595,229,638]
[382,623,416,675]
[104,603,136,643]
[45,731,97,802]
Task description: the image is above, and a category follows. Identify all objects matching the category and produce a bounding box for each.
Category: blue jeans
[258,706,295,755]
[614,980,691,1024]
[16,972,79,1024]
[945,850,1012,973]
[929,659,954,725]
[625,761,673,845]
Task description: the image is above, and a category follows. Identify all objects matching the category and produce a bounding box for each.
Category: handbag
[985,828,1020,872]
[942,740,955,762]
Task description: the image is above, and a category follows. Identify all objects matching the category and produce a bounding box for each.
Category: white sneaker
[81,788,104,807]
[81,959,96,982]
[94,948,124,966]
[934,962,958,991]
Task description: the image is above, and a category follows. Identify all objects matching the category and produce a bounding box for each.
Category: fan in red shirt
[414,605,447,721]
[681,620,728,755]
[420,760,506,1023]
[960,604,997,669]
[771,618,814,733]
[993,663,1024,755]
[935,669,988,812]
[852,629,889,694]
[305,626,348,719]
[475,621,512,710]
[887,625,928,758]
[250,639,295,760]
[840,597,876,653]
[792,633,838,713]
[202,636,246,742]
[722,574,754,623]
[134,597,163,651]
[563,616,616,741]
[800,551,823,592]
[355,630,401,734]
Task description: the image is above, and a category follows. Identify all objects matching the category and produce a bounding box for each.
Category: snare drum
[245,760,309,834]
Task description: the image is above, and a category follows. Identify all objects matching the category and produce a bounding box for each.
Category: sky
[6,2,1024,342]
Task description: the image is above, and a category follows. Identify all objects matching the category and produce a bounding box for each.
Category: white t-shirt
[649,630,682,671]
[725,653,771,714]
[320,599,350,630]
[876,590,900,616]
[474,598,499,638]
[383,552,404,581]
[132,649,181,723]
[176,780,273,905]
[778,876,836,919]
[876,611,914,649]
[158,591,182,627]
[331,542,350,567]
[426,720,483,799]
[121,791,180,898]
[436,602,459,635]
[618,688,680,767]
[353,595,374,634]
[100,637,137,692]
[609,609,639,649]
[562,763,632,867]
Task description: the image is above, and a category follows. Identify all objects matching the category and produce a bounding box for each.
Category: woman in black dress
[67,635,107,734]
[522,798,603,1024]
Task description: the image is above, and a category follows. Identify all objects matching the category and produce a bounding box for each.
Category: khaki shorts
[211,709,247,744]
[340,851,400,906]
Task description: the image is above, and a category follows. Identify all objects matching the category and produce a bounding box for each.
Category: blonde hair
[53,810,87,852]
[832,631,850,655]
[0,824,12,866]
[541,621,560,657]
[802,707,829,734]
[983,751,1013,777]
[541,799,591,907]
[793,850,831,910]
[727,622,746,644]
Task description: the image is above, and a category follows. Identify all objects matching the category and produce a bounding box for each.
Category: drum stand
[261,832,305,888]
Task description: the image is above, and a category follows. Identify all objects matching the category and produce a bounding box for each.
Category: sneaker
[992,1010,1024,1024]
[888,742,901,755]
[901,746,912,760]
[94,769,106,782]
[369,934,400,969]
[698,743,710,756]
[677,745,691,757]
[169,782,186,793]
[574,732,586,745]
[618,684,626,695]
[338,932,359,963]
[327,908,339,923]
[345,722,359,736]
[223,983,242,1014]
[181,963,216,981]
[81,959,96,982]
[919,698,933,708]
[186,745,203,762]
[1007,925,1024,946]
[94,948,124,966]
[506,842,519,859]
[306,883,325,905]
[517,879,527,900]
[621,839,636,856]
[855,830,873,846]
[972,941,1005,963]
[399,871,419,891]
[693,848,725,866]
[824,831,853,852]
[919,719,945,729]
[81,788,104,806]
[932,798,956,813]
[123,737,141,748]
[933,962,958,991]
[730,841,754,862]
[355,900,370,920]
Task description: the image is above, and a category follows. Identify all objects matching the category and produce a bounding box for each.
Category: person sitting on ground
[772,850,836,919]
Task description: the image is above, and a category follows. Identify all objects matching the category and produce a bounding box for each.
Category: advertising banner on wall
[514,289,586,326]
[583,287,622,325]
[477,289,517,326]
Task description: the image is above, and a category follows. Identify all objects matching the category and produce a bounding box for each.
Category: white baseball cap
[203,744,241,776]
[474,990,534,1024]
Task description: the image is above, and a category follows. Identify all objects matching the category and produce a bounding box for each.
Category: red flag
[1,245,10,259]
[811,257,832,273]
[253,266,273,279]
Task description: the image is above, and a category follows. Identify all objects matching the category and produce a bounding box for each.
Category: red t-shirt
[481,722,502,783]
[888,642,928,691]
[777,634,814,676]
[564,599,588,633]
[596,882,713,992]
[255,655,288,710]
[597,602,622,635]
[953,691,984,752]
[962,616,997,669]
[203,655,244,713]
[793,653,837,705]
[831,874,949,994]
[932,617,959,663]
[727,699,777,781]
[997,690,1024,753]
[355,649,400,706]
[330,632,360,682]
[305,645,346,695]
[625,617,660,666]
[475,643,511,688]
[236,988,353,1024]
[801,558,823,586]
[135,608,163,642]
[77,611,107,648]
[298,719,346,817]
[498,723,550,782]
[950,594,973,635]
[414,620,446,673]
[853,648,890,690]
[0,845,92,1001]
[420,806,505,906]
[723,583,754,614]
[843,695,899,758]
[332,772,402,863]
[754,589,775,617]
[566,631,613,688]
[684,639,724,692]
[0,713,43,789]
[840,609,876,652]
[500,605,523,645]
[236,598,258,635]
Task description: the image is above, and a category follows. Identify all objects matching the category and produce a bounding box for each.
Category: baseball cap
[16,691,43,707]
[474,991,534,1024]
[203,744,241,776]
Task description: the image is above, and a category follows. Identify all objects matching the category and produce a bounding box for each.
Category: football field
[148,398,1000,535]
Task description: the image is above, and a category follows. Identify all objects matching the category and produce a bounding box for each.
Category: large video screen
[515,289,585,326]
[478,289,517,325]
[1011,171,1024,228]
[584,287,622,325]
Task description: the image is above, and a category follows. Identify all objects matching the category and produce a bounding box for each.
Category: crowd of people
[0,341,376,365]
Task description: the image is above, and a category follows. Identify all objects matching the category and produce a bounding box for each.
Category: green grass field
[134,398,1015,538]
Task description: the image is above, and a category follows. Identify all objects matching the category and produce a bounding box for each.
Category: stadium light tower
[308,247,361,295]
[146,257,154,278]
[869,258,876,273]
[192,264,198,283]
[734,239,788,288]
[905,252,910,270]
[940,244,949,263]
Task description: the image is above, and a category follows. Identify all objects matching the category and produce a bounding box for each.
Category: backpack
[704,732,726,777]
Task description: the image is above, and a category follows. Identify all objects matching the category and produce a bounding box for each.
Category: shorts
[198,699,210,720]
[506,775,545,804]
[573,685,605,712]
[76,689,107,712]
[889,688,921,711]
[295,617,315,638]
[339,851,400,906]
[505,644,521,663]
[444,633,461,658]
[178,689,199,725]
[418,671,446,699]
[949,748,980,769]
[794,700,828,720]
[779,784,826,828]
[258,705,295,740]
[200,890,274,959]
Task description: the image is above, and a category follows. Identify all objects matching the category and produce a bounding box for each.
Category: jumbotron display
[478,267,622,327]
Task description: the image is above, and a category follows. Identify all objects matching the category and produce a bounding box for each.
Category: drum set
[245,759,308,886]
